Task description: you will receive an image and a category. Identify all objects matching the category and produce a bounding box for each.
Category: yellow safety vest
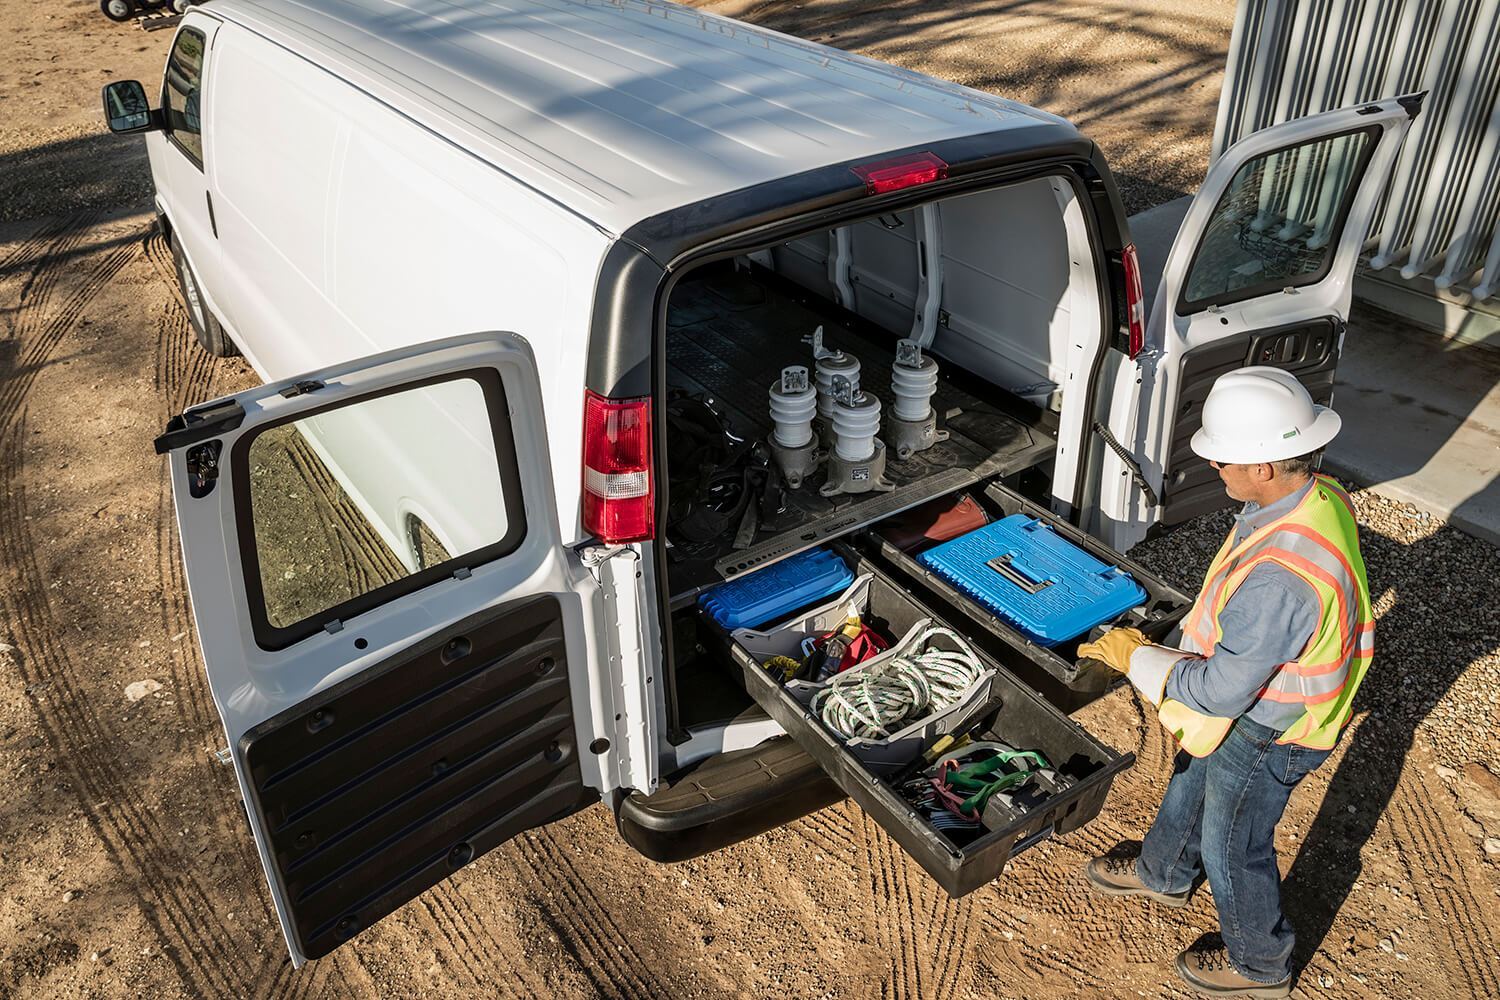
[1157,475,1375,756]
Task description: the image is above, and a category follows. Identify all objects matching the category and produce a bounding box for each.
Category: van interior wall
[662,176,1087,609]
[774,174,1083,411]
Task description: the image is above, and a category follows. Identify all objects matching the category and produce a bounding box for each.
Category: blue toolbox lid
[916,515,1147,647]
[699,548,856,630]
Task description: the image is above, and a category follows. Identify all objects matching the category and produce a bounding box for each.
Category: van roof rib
[214,0,1072,233]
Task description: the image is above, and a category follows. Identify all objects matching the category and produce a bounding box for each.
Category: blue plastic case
[916,515,1147,646]
[699,548,856,630]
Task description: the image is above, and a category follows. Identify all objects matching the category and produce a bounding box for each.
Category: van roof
[211,0,1075,235]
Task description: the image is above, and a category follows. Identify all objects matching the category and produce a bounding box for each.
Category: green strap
[944,750,1050,814]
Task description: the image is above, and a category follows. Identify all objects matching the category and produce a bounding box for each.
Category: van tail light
[1122,243,1147,358]
[851,152,949,194]
[582,390,654,544]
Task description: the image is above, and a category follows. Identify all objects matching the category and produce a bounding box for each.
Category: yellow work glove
[1076,626,1149,674]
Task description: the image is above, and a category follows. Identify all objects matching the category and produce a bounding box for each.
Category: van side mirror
[102,80,157,134]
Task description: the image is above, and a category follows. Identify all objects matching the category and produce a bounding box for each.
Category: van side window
[1178,128,1376,313]
[162,27,208,168]
[235,371,528,649]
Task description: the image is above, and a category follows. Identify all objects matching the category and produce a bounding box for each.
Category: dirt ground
[3,3,1500,1000]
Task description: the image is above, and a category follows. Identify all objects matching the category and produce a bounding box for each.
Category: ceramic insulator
[768,366,817,449]
[831,390,881,462]
[891,352,939,422]
[815,352,860,419]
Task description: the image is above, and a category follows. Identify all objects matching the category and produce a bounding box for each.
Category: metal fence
[1213,0,1500,301]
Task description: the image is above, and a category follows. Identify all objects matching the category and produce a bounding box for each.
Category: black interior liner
[665,263,1057,604]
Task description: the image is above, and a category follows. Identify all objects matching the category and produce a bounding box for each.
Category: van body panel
[176,16,614,545]
[146,17,226,327]
[211,0,1067,234]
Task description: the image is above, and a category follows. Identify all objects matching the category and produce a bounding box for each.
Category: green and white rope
[811,625,985,740]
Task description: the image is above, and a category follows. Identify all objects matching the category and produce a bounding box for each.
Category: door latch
[184,440,223,499]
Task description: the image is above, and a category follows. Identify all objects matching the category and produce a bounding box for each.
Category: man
[1078,367,1374,999]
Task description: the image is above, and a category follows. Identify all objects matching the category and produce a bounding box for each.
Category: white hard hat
[1190,367,1341,464]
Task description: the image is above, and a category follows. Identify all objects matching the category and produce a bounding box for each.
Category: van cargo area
[649,176,1193,882]
[663,174,1100,604]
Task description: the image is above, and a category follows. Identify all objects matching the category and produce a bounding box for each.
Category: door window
[162,27,208,167]
[236,371,527,648]
[1179,128,1377,313]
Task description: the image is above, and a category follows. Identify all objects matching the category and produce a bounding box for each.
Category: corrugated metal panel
[1213,0,1500,301]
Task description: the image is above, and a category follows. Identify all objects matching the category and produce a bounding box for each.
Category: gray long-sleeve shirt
[1163,478,1318,732]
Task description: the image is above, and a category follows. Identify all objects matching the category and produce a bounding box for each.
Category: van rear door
[157,334,619,965]
[1095,96,1419,548]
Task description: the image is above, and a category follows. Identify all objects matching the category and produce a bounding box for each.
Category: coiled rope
[812,624,985,740]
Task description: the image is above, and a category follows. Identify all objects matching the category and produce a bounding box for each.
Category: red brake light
[851,152,949,194]
[582,390,654,544]
[1122,243,1146,358]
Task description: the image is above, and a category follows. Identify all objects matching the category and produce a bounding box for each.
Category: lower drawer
[716,550,1134,897]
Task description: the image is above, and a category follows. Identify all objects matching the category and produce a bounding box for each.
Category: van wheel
[169,0,197,13]
[100,0,136,22]
[170,233,239,358]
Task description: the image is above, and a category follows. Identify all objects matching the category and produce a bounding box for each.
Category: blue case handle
[985,550,1054,594]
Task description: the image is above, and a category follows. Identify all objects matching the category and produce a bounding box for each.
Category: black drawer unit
[864,482,1193,709]
[716,552,1134,898]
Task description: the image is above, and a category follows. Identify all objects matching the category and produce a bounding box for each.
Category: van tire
[170,233,239,358]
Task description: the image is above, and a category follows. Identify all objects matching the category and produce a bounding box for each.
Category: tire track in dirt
[0,218,134,434]
[0,422,259,998]
[0,218,314,998]
[855,808,981,1000]
[414,883,543,1000]
[441,882,550,999]
[792,802,858,860]
[1387,779,1500,998]
[515,829,677,1000]
[0,213,77,275]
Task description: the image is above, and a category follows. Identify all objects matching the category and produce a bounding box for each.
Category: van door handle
[206,191,218,239]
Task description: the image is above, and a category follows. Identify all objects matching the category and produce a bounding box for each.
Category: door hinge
[582,546,658,795]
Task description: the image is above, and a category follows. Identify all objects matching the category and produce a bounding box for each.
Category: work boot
[1175,935,1291,998]
[1083,842,1191,907]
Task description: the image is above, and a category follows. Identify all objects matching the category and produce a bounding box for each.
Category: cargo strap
[934,748,1051,816]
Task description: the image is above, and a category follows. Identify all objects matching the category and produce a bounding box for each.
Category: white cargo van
[104,0,1415,965]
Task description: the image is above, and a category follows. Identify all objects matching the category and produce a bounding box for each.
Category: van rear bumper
[615,736,843,863]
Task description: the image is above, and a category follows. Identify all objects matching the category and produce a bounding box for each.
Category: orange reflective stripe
[1259,549,1354,646]
[1260,678,1347,704]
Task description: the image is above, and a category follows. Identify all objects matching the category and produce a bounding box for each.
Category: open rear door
[157,333,613,964]
[1096,95,1420,549]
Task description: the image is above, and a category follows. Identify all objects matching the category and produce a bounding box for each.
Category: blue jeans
[1136,717,1332,984]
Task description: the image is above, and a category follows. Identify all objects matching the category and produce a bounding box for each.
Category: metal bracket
[582,546,659,795]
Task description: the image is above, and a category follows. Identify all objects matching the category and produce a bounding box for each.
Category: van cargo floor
[665,269,1056,604]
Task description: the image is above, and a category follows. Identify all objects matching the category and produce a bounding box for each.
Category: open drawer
[861,482,1193,703]
[712,551,1134,897]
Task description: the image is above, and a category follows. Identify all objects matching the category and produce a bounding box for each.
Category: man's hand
[1077,626,1150,674]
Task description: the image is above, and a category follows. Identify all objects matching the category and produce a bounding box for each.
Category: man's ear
[1253,462,1275,483]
